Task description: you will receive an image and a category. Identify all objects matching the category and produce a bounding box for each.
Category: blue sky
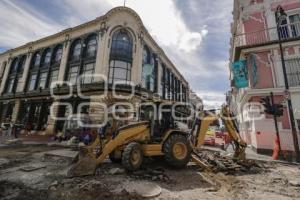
[0,0,233,107]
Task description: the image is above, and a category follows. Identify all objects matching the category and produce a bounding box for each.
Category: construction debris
[20,165,46,172]
[108,167,125,175]
[130,168,171,183]
[194,150,260,174]
[289,180,300,187]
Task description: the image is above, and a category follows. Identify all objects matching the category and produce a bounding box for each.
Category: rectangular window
[165,69,170,100]
[297,120,300,131]
[289,13,300,37]
[28,74,37,91]
[68,65,79,85]
[81,63,95,84]
[109,60,131,84]
[182,86,186,102]
[159,65,165,97]
[285,57,300,87]
[48,70,59,88]
[38,72,48,89]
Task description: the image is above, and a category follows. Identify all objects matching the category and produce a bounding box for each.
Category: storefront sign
[249,54,258,87]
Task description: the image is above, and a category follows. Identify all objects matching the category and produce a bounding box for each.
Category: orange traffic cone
[272,136,280,160]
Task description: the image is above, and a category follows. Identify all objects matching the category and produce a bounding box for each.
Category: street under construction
[0,144,299,200]
[0,104,300,200]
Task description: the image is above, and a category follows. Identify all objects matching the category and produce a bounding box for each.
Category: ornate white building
[0,7,190,134]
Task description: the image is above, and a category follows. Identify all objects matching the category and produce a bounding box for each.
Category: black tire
[163,134,191,168]
[122,142,143,171]
[109,151,122,163]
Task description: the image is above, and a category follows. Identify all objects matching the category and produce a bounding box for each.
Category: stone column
[11,99,21,123]
[89,96,106,125]
[0,58,12,94]
[46,100,59,135]
[20,52,33,91]
[94,32,107,81]
[132,35,143,85]
[157,58,162,95]
[99,28,112,80]
[58,40,71,82]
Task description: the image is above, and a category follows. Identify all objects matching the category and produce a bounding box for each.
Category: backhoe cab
[67,102,247,177]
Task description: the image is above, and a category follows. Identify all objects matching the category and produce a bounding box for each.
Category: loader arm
[68,122,150,177]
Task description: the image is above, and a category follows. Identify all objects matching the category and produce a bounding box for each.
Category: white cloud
[196,91,226,109]
[0,0,63,48]
[0,0,231,106]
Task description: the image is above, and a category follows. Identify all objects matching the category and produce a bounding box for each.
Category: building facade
[0,7,190,134]
[229,0,300,155]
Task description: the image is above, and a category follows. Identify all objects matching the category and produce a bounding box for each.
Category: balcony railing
[234,22,300,48]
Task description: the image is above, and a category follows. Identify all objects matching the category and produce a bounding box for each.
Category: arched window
[5,58,18,94]
[10,58,18,74]
[18,56,26,72]
[109,30,133,84]
[70,40,82,60]
[41,49,51,67]
[53,45,63,63]
[142,45,155,91]
[32,52,41,68]
[48,45,62,88]
[86,35,98,57]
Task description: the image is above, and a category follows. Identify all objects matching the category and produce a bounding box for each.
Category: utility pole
[276,5,300,162]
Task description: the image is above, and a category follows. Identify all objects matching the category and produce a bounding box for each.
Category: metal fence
[234,21,300,47]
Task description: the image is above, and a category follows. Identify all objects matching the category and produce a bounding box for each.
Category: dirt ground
[0,144,300,200]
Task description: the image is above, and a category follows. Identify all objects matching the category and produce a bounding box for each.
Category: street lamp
[275,5,300,162]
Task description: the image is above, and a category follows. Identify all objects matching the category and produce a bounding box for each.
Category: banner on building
[231,60,249,88]
[249,54,258,87]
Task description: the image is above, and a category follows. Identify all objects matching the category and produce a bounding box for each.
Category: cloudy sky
[0,0,233,108]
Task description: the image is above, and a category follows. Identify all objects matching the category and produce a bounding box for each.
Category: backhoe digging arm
[189,105,247,162]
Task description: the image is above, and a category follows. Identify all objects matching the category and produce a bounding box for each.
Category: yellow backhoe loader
[67,103,247,177]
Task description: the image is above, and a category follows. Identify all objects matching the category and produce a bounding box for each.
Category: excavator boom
[190,105,247,160]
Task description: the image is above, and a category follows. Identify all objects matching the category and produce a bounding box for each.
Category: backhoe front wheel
[163,134,191,168]
[122,142,143,171]
[109,150,122,163]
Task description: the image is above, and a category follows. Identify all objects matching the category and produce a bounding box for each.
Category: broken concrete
[0,145,300,200]
[123,181,162,198]
[0,158,9,166]
[108,167,125,175]
[289,180,300,187]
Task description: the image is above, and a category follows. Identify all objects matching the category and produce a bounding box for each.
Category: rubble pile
[196,150,261,174]
[130,167,172,183]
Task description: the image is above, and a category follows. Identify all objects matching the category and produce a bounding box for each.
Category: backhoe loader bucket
[67,147,98,177]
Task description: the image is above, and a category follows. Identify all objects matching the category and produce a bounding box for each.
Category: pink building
[229,0,300,156]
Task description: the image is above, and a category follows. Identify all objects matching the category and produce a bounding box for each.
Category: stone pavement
[204,145,273,162]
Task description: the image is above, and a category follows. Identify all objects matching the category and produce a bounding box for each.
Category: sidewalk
[0,132,53,145]
[204,145,273,162]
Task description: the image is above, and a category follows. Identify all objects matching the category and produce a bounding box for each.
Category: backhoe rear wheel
[163,134,191,168]
[122,142,143,171]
